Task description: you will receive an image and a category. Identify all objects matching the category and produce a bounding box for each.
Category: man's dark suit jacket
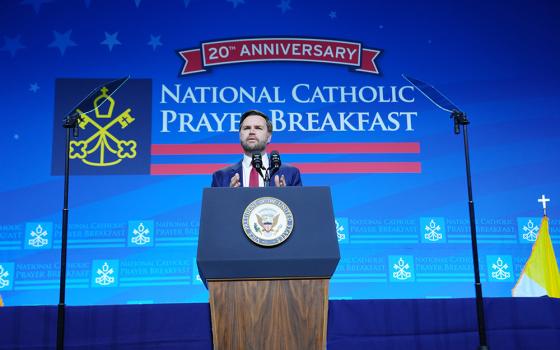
[211,160,302,187]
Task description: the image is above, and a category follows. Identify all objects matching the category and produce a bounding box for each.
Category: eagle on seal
[256,213,280,233]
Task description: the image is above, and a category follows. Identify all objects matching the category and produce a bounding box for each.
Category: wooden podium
[197,187,340,350]
[209,279,328,349]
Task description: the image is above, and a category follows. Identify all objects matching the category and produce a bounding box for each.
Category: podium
[197,186,340,350]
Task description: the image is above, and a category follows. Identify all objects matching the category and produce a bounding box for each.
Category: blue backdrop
[1,0,559,306]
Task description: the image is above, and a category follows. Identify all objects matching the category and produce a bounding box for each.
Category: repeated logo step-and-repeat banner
[1,0,559,305]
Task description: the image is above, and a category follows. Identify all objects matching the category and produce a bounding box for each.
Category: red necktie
[249,166,259,187]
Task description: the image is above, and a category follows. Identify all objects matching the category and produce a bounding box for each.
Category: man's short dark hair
[240,109,273,133]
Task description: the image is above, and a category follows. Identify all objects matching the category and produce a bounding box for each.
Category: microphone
[251,152,263,171]
[251,152,266,186]
[270,150,281,174]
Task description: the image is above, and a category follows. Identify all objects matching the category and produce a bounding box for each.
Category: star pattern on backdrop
[147,35,163,51]
[29,83,40,92]
[277,0,291,14]
[21,0,52,14]
[226,0,245,9]
[48,30,77,56]
[1,0,330,61]
[84,0,193,8]
[101,32,122,52]
[1,35,26,57]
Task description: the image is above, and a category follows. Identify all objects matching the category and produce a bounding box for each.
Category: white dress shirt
[242,153,269,187]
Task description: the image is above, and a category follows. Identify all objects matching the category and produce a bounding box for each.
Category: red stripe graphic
[293,162,421,174]
[150,162,421,175]
[151,164,230,175]
[151,142,420,155]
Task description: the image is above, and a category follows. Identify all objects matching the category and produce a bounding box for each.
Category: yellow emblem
[69,86,137,166]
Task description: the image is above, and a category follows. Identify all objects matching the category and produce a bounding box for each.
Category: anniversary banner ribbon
[178,37,381,76]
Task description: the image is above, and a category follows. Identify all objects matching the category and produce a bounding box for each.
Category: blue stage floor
[2,298,560,349]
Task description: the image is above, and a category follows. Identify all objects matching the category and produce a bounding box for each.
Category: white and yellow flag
[512,216,560,298]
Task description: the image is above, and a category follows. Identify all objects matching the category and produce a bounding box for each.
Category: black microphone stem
[263,168,270,187]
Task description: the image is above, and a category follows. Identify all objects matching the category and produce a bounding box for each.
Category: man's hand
[229,173,241,187]
[274,174,286,187]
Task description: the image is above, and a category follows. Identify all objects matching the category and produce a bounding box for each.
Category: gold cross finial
[538,194,550,216]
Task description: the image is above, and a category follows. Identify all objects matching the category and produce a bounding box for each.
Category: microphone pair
[251,151,282,184]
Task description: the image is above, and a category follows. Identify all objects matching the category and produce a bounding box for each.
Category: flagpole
[452,110,489,350]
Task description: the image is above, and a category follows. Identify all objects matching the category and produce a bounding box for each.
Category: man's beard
[241,139,267,153]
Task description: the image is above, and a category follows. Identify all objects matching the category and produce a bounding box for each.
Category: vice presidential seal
[242,197,294,247]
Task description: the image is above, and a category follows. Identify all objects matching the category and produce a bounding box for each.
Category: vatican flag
[512,216,560,298]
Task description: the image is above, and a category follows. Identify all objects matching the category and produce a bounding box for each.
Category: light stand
[451,110,488,350]
[401,74,489,349]
[55,77,129,350]
[56,113,81,350]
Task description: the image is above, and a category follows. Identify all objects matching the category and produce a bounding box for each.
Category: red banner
[178,38,381,76]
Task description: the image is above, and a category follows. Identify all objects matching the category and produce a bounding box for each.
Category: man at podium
[211,109,302,188]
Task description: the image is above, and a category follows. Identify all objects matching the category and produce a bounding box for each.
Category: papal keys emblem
[242,197,294,247]
[69,86,137,167]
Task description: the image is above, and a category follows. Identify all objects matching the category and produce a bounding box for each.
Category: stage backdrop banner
[1,0,559,305]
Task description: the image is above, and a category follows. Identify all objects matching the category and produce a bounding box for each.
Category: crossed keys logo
[69,86,137,166]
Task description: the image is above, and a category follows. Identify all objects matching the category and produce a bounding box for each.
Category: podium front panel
[197,186,340,284]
